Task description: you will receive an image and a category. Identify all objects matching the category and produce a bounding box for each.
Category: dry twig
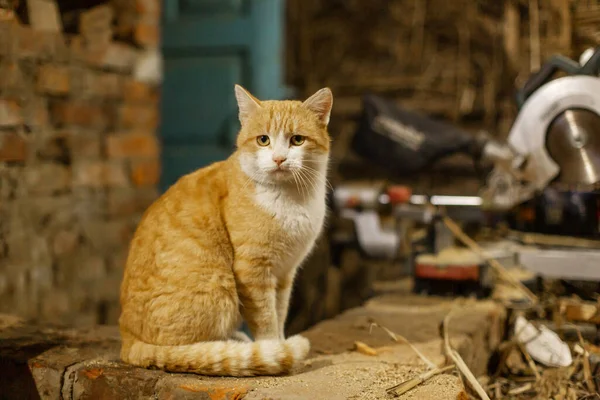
[443,312,491,400]
[370,322,437,369]
[353,341,378,356]
[386,365,455,396]
[517,342,541,380]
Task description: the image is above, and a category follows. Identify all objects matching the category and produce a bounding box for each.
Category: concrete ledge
[0,295,505,399]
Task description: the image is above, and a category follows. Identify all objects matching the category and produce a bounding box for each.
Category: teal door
[160,0,286,191]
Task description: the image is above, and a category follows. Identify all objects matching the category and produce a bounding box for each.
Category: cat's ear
[235,84,262,124]
[302,87,333,126]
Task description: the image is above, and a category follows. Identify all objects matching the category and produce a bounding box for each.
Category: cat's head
[234,85,333,185]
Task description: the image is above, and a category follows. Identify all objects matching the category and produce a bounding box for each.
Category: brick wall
[0,1,161,326]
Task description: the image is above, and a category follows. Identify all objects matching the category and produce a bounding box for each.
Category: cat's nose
[273,156,287,166]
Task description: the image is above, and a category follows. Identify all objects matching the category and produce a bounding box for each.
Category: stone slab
[0,293,506,399]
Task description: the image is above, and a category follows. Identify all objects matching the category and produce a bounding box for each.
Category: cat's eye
[290,135,305,146]
[257,135,270,146]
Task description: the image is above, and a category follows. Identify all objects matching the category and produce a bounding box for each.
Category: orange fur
[119,86,333,376]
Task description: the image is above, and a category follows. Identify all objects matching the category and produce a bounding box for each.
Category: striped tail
[120,335,310,376]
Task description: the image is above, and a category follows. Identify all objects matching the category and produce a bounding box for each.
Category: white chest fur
[253,183,326,272]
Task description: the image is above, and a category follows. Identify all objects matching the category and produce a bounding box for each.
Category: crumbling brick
[96,73,124,99]
[134,22,159,47]
[51,101,106,128]
[120,104,158,130]
[72,161,129,188]
[87,42,138,72]
[0,21,15,56]
[106,132,159,158]
[131,158,160,186]
[52,229,80,257]
[24,164,71,194]
[81,219,133,252]
[0,131,28,162]
[69,132,102,159]
[37,65,70,95]
[0,0,161,326]
[107,186,157,217]
[136,0,160,18]
[22,97,50,128]
[123,79,158,104]
[0,99,23,127]
[0,61,24,92]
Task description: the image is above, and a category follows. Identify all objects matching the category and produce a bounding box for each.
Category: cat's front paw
[231,331,252,342]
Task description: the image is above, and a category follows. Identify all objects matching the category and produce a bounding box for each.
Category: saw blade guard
[482,75,600,210]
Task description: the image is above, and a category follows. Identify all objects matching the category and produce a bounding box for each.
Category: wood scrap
[558,299,600,325]
[353,341,378,356]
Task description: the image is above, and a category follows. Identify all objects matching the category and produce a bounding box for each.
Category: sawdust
[416,247,483,265]
[399,374,463,400]
[243,343,464,400]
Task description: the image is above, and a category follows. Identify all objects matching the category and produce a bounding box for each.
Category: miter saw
[337,47,600,297]
[481,47,600,213]
[480,47,600,285]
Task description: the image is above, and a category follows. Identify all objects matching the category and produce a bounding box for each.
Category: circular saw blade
[546,108,600,185]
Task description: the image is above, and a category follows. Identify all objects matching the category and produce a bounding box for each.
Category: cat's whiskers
[290,169,306,203]
[296,167,319,196]
[298,165,332,192]
[293,168,312,202]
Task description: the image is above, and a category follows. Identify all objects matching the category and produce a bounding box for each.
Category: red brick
[73,161,128,188]
[136,0,160,17]
[37,65,70,95]
[51,101,106,128]
[0,131,27,162]
[131,158,160,186]
[134,22,159,47]
[123,79,158,104]
[0,99,22,127]
[120,104,158,130]
[107,132,159,158]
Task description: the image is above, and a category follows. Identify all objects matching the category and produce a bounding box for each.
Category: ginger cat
[119,85,333,376]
